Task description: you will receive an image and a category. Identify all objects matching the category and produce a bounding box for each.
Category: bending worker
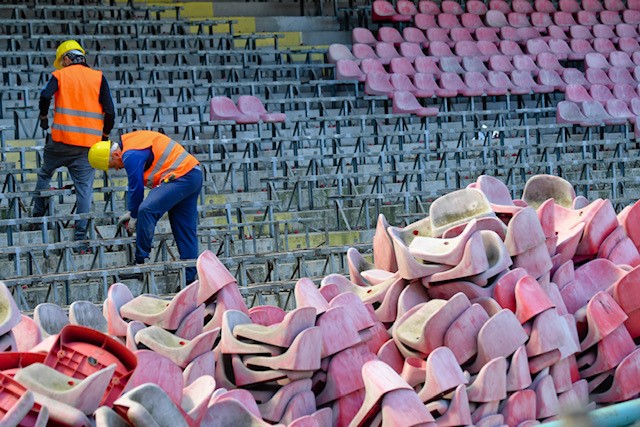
[33,40,115,250]
[88,130,202,284]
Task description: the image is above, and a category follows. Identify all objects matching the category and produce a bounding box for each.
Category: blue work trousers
[33,140,95,241]
[135,167,202,284]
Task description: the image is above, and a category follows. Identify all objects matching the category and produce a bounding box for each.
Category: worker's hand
[39,116,49,130]
[117,211,131,226]
[127,217,137,233]
[101,133,109,141]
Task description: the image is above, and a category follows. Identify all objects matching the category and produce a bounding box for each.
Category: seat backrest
[237,95,268,116]
[451,27,474,42]
[414,56,441,75]
[566,84,593,103]
[391,73,417,91]
[614,83,639,102]
[589,84,615,102]
[429,40,454,57]
[352,43,378,60]
[378,27,404,44]
[360,58,387,74]
[399,42,425,59]
[403,27,428,44]
[489,54,515,72]
[442,0,464,14]
[585,52,611,69]
[489,0,511,14]
[418,0,440,14]
[535,0,556,13]
[328,43,356,63]
[415,13,437,29]
[488,71,515,88]
[375,42,400,59]
[559,0,580,13]
[513,0,534,14]
[34,303,69,337]
[584,0,604,12]
[210,96,241,121]
[389,57,417,75]
[352,27,377,45]
[397,0,418,15]
[466,0,487,15]
[486,10,508,27]
[414,72,440,90]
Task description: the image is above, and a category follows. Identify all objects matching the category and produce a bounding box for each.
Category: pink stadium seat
[582,100,626,125]
[391,73,433,98]
[442,0,464,15]
[513,0,534,14]
[554,11,577,26]
[464,72,506,96]
[616,23,640,38]
[590,84,616,102]
[566,84,594,102]
[576,10,599,26]
[512,70,553,93]
[461,13,484,28]
[399,42,426,60]
[531,12,553,29]
[606,99,636,122]
[372,0,411,22]
[585,52,612,69]
[418,0,439,14]
[569,25,594,40]
[438,13,462,29]
[500,26,521,41]
[488,70,530,95]
[328,43,358,63]
[352,28,377,45]
[586,68,615,88]
[594,38,617,55]
[477,41,500,61]
[389,57,418,75]
[535,0,556,13]
[619,37,640,54]
[631,98,640,115]
[365,72,395,97]
[562,68,591,88]
[623,10,640,24]
[609,66,636,86]
[467,0,487,15]
[450,27,474,42]
[499,40,525,56]
[403,27,428,47]
[508,12,532,28]
[441,72,484,96]
[593,24,618,40]
[634,51,640,65]
[526,39,552,56]
[548,25,569,40]
[237,96,286,123]
[414,72,455,97]
[415,13,438,29]
[548,39,572,60]
[454,40,481,57]
[537,52,564,71]
[516,27,542,40]
[630,0,640,10]
[462,56,489,73]
[414,56,441,75]
[429,41,455,58]
[584,0,604,12]
[210,96,260,123]
[613,84,638,103]
[392,91,439,116]
[538,69,567,91]
[489,0,511,14]
[634,66,640,82]
[352,43,379,61]
[606,0,625,11]
[569,39,595,60]
[486,10,509,27]
[439,57,465,73]
[396,0,419,18]
[475,27,500,43]
[489,54,515,73]
[513,54,540,75]
[336,59,366,82]
[360,58,387,74]
[601,11,623,25]
[406,75,434,98]
[375,42,401,64]
[378,27,404,45]
[559,0,580,13]
[426,28,453,46]
[556,101,599,126]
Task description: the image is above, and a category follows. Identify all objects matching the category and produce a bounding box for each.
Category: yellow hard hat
[88,140,112,171]
[54,40,85,70]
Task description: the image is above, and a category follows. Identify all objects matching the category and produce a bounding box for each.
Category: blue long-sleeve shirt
[39,63,115,136]
[122,148,154,218]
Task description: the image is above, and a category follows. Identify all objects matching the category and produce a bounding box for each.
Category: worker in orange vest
[32,40,115,253]
[89,130,202,284]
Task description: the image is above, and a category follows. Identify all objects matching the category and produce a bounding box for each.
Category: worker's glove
[39,116,49,130]
[117,211,131,226]
[127,217,137,233]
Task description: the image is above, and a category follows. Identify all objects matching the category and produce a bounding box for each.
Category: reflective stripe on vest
[145,140,191,187]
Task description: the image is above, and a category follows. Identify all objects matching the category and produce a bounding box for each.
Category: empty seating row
[566,83,640,104]
[586,51,640,69]
[556,99,639,132]
[209,95,286,124]
[414,0,639,16]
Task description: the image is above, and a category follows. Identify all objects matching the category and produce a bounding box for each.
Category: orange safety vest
[51,65,105,148]
[121,130,199,189]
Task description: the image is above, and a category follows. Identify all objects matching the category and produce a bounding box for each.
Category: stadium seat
[594,38,617,55]
[475,27,500,43]
[352,28,377,45]
[584,0,604,12]
[513,54,540,75]
[389,57,418,75]
[566,85,594,103]
[526,39,552,56]
[548,25,569,40]
[414,73,454,97]
[535,0,556,13]
[336,59,366,82]
[488,71,530,95]
[559,0,580,13]
[517,27,542,41]
[538,69,567,91]
[442,0,464,15]
[210,96,260,123]
[586,68,615,88]
[593,24,618,40]
[69,301,108,333]
[392,91,439,116]
[619,37,640,54]
[508,12,532,28]
[426,28,453,46]
[633,51,640,65]
[616,23,640,38]
[403,27,428,47]
[352,43,379,61]
[489,0,511,14]
[477,41,500,61]
[121,282,199,330]
[576,10,599,26]
[375,42,401,64]
[630,0,640,10]
[623,10,640,24]
[600,10,623,26]
[569,25,594,40]
[237,96,286,123]
[634,66,640,82]
[439,57,466,73]
[613,84,638,103]
[556,101,598,126]
[582,100,626,125]
[537,52,564,71]
[531,12,553,29]
[378,27,404,45]
[34,303,70,338]
[438,13,462,29]
[548,39,572,60]
[365,72,396,97]
[441,72,484,96]
[513,0,534,14]
[500,26,521,42]
[486,10,509,27]
[467,0,487,15]
[554,11,577,26]
[489,55,515,73]
[450,27,474,43]
[609,67,636,86]
[454,40,481,58]
[499,40,525,56]
[414,56,442,75]
[562,68,591,89]
[569,39,595,60]
[396,0,419,18]
[415,13,438,29]
[589,84,616,103]
[399,42,426,60]
[462,56,489,73]
[464,72,506,96]
[607,0,625,11]
[360,58,387,74]
[429,41,455,58]
[373,0,412,22]
[585,52,612,69]
[391,73,433,98]
[328,44,358,63]
[418,0,439,14]
[512,70,553,93]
